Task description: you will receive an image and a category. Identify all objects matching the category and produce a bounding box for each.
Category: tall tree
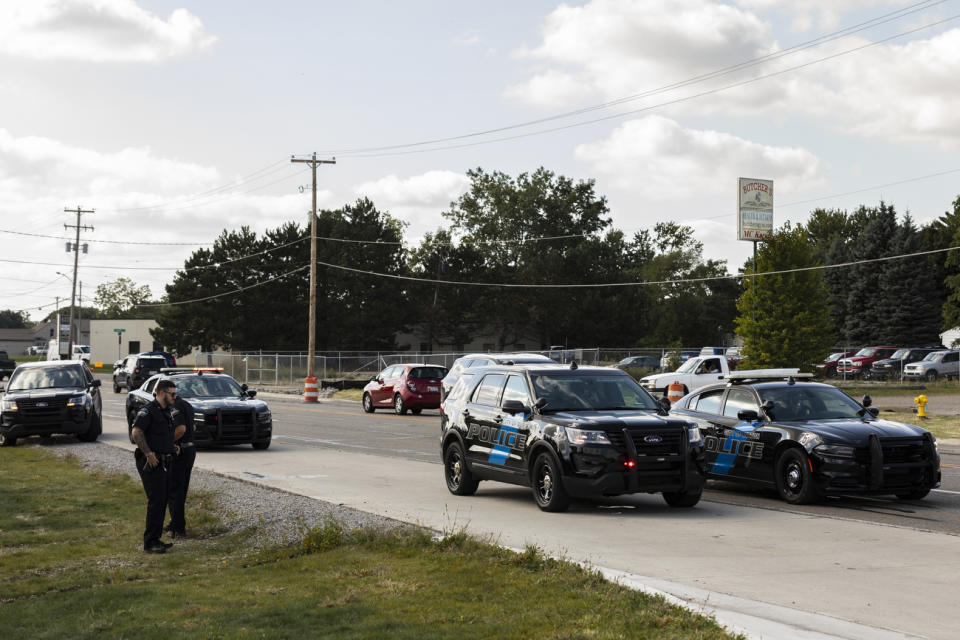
[878,215,941,344]
[95,278,152,318]
[0,309,30,328]
[735,222,834,370]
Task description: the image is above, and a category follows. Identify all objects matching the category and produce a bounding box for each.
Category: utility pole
[290,154,335,385]
[64,206,93,359]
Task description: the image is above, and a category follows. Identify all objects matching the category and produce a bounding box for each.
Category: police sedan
[669,371,940,504]
[125,368,272,450]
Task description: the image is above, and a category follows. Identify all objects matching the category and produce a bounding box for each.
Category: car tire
[411,407,422,415]
[76,411,102,442]
[775,448,820,504]
[896,487,931,500]
[443,441,478,496]
[662,489,702,508]
[362,393,375,413]
[0,433,16,447]
[126,376,133,390]
[532,451,570,512]
[394,394,408,415]
[252,440,271,450]
[926,370,938,382]
[113,379,121,393]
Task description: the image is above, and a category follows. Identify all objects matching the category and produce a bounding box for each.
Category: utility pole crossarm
[290,154,335,381]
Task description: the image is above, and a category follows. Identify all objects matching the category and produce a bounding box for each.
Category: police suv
[440,362,706,512]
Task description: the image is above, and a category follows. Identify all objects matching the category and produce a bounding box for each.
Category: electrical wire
[134,265,310,307]
[0,228,213,246]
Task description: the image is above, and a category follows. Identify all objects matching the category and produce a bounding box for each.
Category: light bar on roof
[724,369,812,381]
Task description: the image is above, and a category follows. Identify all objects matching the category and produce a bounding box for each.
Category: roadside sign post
[114,328,126,360]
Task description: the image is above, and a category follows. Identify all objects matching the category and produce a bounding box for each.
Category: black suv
[113,353,167,393]
[866,347,940,381]
[0,361,102,446]
[440,362,706,512]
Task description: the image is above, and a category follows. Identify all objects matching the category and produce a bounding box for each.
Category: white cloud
[0,0,217,62]
[734,0,904,31]
[352,170,470,239]
[575,115,821,197]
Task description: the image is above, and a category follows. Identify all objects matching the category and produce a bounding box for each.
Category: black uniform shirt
[132,400,177,454]
[173,397,195,443]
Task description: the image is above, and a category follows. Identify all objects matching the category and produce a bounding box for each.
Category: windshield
[928,352,949,362]
[853,348,876,358]
[409,367,447,379]
[8,366,85,390]
[175,375,244,399]
[826,353,845,362]
[530,373,658,412]
[889,349,909,359]
[675,358,700,373]
[759,386,865,421]
[75,346,91,353]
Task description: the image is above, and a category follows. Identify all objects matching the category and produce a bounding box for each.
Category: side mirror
[737,409,758,422]
[92,379,102,387]
[861,394,872,408]
[534,397,548,411]
[760,400,775,420]
[656,396,672,415]
[867,406,879,417]
[501,399,529,414]
[246,389,257,398]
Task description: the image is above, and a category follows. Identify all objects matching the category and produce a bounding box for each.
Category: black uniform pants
[135,449,173,548]
[167,445,196,534]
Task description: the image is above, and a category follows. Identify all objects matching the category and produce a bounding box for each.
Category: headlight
[687,426,703,446]
[799,432,822,448]
[815,443,855,458]
[565,426,611,446]
[256,410,272,423]
[1,399,17,411]
[66,395,87,407]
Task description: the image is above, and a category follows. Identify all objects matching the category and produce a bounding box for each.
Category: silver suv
[903,350,960,381]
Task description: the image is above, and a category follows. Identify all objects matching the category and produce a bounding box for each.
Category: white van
[71,345,91,363]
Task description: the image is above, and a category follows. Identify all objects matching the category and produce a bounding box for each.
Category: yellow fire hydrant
[914,394,928,419]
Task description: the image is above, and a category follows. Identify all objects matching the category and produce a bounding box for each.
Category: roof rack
[724,369,812,383]
[160,367,224,375]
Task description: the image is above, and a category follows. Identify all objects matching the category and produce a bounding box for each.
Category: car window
[446,373,476,402]
[409,367,448,379]
[8,365,85,391]
[758,386,861,421]
[144,378,158,393]
[696,358,721,374]
[693,389,724,414]
[501,375,531,407]
[723,387,757,418]
[946,352,959,363]
[138,357,165,370]
[179,376,244,398]
[472,373,506,406]
[530,373,657,411]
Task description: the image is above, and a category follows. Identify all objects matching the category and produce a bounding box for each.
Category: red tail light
[406,381,417,392]
[623,460,636,469]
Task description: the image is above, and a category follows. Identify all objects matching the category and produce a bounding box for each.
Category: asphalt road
[97,387,960,536]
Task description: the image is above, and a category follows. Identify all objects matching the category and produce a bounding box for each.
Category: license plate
[428,385,439,392]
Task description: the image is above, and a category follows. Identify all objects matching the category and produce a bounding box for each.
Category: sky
[3,0,960,322]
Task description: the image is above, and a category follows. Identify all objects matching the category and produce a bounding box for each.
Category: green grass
[876,411,960,440]
[334,388,365,402]
[0,447,741,640]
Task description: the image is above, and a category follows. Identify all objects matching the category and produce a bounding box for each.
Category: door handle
[494,414,503,423]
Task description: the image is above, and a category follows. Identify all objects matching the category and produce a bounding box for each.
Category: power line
[0,227,213,246]
[135,265,310,307]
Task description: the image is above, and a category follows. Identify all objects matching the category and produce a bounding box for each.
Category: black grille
[16,397,69,409]
[608,429,683,455]
[855,437,927,464]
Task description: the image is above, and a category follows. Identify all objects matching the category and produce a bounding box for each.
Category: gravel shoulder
[41,439,407,547]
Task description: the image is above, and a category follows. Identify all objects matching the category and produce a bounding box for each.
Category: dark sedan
[669,371,940,504]
[125,369,272,450]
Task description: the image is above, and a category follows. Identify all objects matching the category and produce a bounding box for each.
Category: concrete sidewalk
[165,438,952,639]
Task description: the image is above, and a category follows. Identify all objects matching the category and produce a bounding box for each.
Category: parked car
[440,361,706,512]
[113,353,167,393]
[836,346,897,377]
[0,360,102,446]
[0,350,16,380]
[615,355,660,371]
[669,370,940,503]
[441,353,556,400]
[903,350,960,381]
[814,351,852,378]
[866,347,941,381]
[659,350,699,370]
[362,363,448,415]
[140,351,176,367]
[126,368,272,450]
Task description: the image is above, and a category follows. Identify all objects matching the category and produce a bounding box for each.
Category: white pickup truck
[639,355,735,396]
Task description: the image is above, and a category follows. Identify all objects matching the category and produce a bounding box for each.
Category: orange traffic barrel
[304,376,319,403]
[667,381,685,404]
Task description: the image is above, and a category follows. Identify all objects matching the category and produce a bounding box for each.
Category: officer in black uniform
[130,378,178,553]
[166,390,196,537]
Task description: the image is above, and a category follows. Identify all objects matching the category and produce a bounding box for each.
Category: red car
[836,346,897,377]
[362,363,449,415]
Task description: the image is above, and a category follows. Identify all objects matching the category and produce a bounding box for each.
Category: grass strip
[0,446,741,639]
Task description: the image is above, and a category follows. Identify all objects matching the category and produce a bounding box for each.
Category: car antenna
[569,360,578,370]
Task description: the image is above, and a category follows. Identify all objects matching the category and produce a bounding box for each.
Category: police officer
[130,379,178,553]
[165,391,195,538]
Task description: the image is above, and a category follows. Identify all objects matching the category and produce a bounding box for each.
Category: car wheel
[662,489,702,508]
[775,448,820,504]
[411,407,423,415]
[76,411,102,442]
[0,433,16,447]
[394,394,408,415]
[443,441,478,496]
[532,451,570,512]
[896,487,931,500]
[362,393,375,413]
[926,370,938,382]
[252,440,271,450]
